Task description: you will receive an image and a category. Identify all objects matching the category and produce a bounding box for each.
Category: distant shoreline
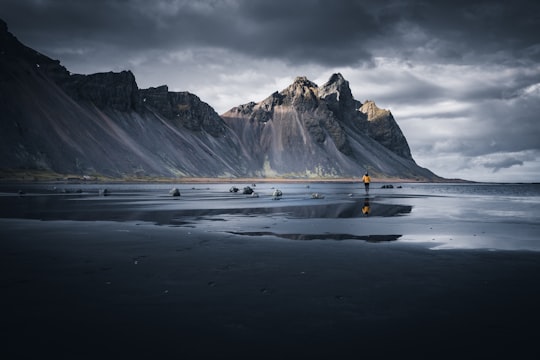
[0,175,471,184]
[0,168,473,184]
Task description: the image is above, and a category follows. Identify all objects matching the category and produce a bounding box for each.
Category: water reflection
[163,199,411,224]
[0,194,412,224]
[226,231,401,242]
[362,198,371,216]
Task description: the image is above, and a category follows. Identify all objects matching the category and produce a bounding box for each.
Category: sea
[1,181,539,251]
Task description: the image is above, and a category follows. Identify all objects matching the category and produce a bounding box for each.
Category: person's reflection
[362,197,371,216]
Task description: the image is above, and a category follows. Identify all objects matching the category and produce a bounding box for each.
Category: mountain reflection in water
[168,198,411,221]
[226,231,401,242]
[0,190,412,225]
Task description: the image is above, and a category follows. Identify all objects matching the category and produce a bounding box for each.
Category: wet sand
[1,183,540,358]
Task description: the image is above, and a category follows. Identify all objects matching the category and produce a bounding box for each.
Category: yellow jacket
[362,175,371,183]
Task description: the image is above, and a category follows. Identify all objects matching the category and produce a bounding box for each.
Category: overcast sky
[1,0,539,182]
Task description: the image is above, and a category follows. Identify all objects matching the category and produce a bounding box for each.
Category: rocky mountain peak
[291,76,318,89]
[140,86,226,136]
[327,72,345,83]
[359,100,412,160]
[320,73,351,97]
[319,72,357,117]
[359,100,390,121]
[280,76,319,110]
[322,73,350,94]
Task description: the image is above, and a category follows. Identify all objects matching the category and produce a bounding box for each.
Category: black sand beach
[1,182,540,359]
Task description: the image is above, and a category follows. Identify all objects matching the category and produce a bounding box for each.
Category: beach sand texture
[1,182,539,358]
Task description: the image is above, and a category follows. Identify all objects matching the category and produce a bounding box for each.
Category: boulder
[272,189,283,200]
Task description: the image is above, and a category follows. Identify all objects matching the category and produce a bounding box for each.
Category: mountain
[0,19,440,180]
[0,19,250,179]
[221,74,438,179]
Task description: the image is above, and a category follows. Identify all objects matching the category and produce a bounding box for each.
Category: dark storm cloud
[3,0,538,68]
[483,157,524,172]
[0,0,378,66]
[373,0,540,63]
[232,0,378,65]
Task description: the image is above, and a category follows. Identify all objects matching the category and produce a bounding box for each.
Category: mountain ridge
[0,19,441,181]
[221,73,437,179]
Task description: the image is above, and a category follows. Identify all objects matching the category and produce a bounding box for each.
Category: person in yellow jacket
[361,172,371,194]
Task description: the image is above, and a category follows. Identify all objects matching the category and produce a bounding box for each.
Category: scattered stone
[272,189,283,200]
[381,184,394,189]
[229,186,239,193]
[169,187,181,197]
[311,192,325,199]
[99,188,109,196]
[251,192,259,198]
[243,186,254,195]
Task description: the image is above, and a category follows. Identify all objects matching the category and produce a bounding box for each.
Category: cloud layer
[1,0,539,182]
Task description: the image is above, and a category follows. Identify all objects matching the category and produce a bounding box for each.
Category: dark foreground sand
[1,183,540,358]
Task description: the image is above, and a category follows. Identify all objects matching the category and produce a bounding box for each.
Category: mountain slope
[0,19,250,178]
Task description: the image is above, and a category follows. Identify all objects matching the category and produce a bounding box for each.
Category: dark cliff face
[360,101,413,160]
[319,73,357,117]
[140,86,226,137]
[0,18,439,180]
[63,71,142,112]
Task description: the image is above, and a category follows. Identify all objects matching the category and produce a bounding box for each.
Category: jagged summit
[320,73,354,103]
[322,73,347,92]
[360,100,412,160]
[360,100,391,121]
[279,76,319,110]
[291,76,318,88]
[327,72,346,83]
